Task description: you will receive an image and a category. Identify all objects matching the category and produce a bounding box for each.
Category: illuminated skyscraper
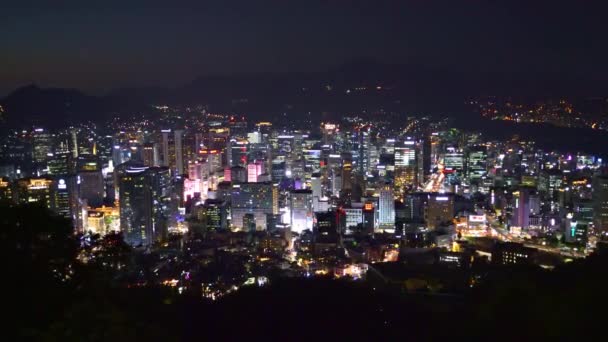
[119,166,171,246]
[466,146,487,181]
[231,182,278,230]
[378,185,395,230]
[174,129,185,175]
[426,194,455,229]
[395,141,417,189]
[142,143,159,167]
[247,161,264,183]
[593,175,608,235]
[31,128,53,164]
[0,178,12,202]
[511,188,531,230]
[15,177,54,207]
[290,189,313,233]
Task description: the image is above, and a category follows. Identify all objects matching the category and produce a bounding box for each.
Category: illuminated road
[423,170,445,192]
[486,214,585,259]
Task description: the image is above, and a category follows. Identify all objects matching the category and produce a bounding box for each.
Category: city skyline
[4,2,608,340]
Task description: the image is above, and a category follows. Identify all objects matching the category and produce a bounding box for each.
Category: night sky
[2,0,607,95]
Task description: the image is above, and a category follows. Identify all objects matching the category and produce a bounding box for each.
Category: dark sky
[1,0,607,95]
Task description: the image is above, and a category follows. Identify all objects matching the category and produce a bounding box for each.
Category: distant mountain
[2,62,606,128]
[0,84,106,128]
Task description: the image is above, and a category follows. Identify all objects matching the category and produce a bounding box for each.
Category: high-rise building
[142,143,159,167]
[78,170,104,207]
[426,194,455,229]
[174,129,185,175]
[444,150,464,173]
[511,188,532,230]
[15,178,54,207]
[158,129,186,175]
[231,182,278,230]
[466,146,487,180]
[227,139,248,167]
[314,211,340,244]
[230,166,247,183]
[290,189,313,233]
[194,199,228,232]
[395,142,416,168]
[48,148,72,175]
[31,128,53,164]
[247,161,264,183]
[378,185,395,230]
[119,166,171,246]
[160,129,171,167]
[0,178,13,202]
[593,175,608,235]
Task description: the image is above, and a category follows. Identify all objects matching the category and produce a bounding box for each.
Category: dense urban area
[2,94,608,338]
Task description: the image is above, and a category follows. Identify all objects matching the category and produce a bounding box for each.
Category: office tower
[48,149,71,175]
[229,116,248,139]
[53,177,71,219]
[341,156,353,192]
[200,149,222,172]
[378,185,395,230]
[417,137,431,186]
[247,131,261,144]
[76,157,104,207]
[343,206,363,233]
[357,129,370,174]
[444,149,464,173]
[160,129,171,167]
[174,129,185,175]
[466,146,487,181]
[290,189,313,233]
[230,166,247,183]
[395,141,417,190]
[403,193,427,222]
[142,143,159,167]
[14,178,54,207]
[228,139,249,167]
[78,170,104,207]
[84,206,120,235]
[247,161,264,183]
[159,129,187,175]
[426,194,455,229]
[0,178,12,202]
[304,149,322,174]
[511,188,531,230]
[593,175,608,234]
[119,166,171,246]
[231,182,278,230]
[31,128,53,164]
[243,213,256,232]
[362,202,376,234]
[271,160,287,183]
[223,167,232,182]
[395,142,416,168]
[193,199,228,232]
[314,211,340,244]
[311,173,322,198]
[311,173,323,211]
[332,171,342,197]
[13,176,81,229]
[70,129,79,158]
[255,122,273,143]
